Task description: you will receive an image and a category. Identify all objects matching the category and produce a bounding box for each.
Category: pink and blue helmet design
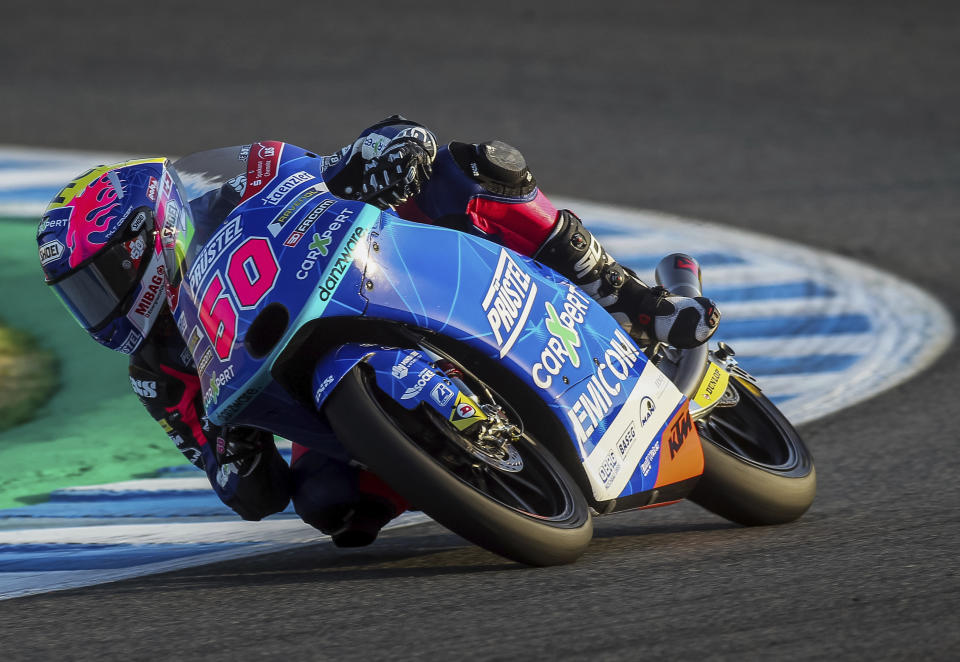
[38,158,183,354]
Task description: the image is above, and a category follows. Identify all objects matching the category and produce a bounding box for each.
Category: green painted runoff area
[0,216,182,508]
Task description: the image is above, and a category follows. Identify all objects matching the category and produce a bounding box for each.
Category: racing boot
[290,447,408,547]
[535,210,720,348]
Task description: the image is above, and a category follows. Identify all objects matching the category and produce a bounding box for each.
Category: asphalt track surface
[1,1,958,659]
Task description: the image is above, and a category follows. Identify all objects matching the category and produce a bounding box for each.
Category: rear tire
[325,367,593,566]
[689,378,816,526]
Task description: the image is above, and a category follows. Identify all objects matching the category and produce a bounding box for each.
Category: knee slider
[449,140,537,196]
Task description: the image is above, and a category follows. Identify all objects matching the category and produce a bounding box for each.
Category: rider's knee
[447,141,538,198]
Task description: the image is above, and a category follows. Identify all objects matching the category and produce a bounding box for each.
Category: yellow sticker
[449,392,487,431]
[693,362,730,407]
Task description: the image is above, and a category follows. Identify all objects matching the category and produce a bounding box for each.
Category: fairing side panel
[361,215,700,501]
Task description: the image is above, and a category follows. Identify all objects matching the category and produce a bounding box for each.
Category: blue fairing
[364,215,647,454]
[165,142,688,504]
[311,344,466,422]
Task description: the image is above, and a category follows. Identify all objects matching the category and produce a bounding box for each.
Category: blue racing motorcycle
[158,141,815,566]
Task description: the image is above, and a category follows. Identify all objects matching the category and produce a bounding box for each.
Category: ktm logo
[667,410,693,459]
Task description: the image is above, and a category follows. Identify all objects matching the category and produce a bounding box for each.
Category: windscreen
[161,145,251,290]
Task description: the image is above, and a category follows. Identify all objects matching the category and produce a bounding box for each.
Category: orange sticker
[654,404,704,488]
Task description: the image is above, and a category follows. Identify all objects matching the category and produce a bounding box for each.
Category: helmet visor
[48,224,154,331]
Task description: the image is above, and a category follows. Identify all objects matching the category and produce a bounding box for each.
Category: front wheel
[324,366,593,566]
[688,378,816,526]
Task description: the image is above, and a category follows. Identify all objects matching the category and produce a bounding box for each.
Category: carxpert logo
[482,249,537,358]
[531,284,591,389]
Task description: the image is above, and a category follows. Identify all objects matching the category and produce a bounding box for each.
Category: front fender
[311,344,468,424]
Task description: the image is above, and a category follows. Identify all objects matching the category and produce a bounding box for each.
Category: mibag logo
[262,170,313,205]
[482,249,537,358]
[129,378,157,398]
[133,265,165,317]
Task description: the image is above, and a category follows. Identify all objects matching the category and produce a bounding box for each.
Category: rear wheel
[324,366,593,566]
[689,378,816,525]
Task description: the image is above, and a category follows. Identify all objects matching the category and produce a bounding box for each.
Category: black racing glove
[357,138,435,209]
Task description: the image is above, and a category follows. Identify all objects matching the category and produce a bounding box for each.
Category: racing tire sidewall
[324,366,594,566]
[688,381,816,526]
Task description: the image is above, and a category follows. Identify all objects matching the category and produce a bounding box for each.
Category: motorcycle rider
[37,116,720,547]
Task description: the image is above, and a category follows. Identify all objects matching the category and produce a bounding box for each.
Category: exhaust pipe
[654,253,709,399]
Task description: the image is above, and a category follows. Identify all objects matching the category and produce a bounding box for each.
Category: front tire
[688,378,816,526]
[324,366,593,566]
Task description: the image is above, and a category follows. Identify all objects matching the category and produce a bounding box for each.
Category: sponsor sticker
[129,210,148,232]
[693,362,730,407]
[400,367,436,400]
[430,381,455,408]
[196,347,214,375]
[317,223,367,298]
[186,216,243,289]
[187,326,202,353]
[449,392,488,431]
[391,350,421,379]
[203,364,236,408]
[531,285,591,388]
[217,386,262,421]
[639,396,656,426]
[598,450,621,488]
[131,263,165,318]
[482,249,537,358]
[129,378,157,398]
[284,198,337,247]
[117,330,140,354]
[565,329,643,450]
[146,177,158,201]
[38,240,64,265]
[314,374,335,402]
[241,141,282,202]
[616,422,637,458]
[266,184,327,237]
[263,170,314,206]
[640,440,659,477]
[36,215,69,236]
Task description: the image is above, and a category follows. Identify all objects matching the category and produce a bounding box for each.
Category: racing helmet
[38,158,176,354]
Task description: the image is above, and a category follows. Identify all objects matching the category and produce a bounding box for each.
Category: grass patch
[0,324,59,433]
